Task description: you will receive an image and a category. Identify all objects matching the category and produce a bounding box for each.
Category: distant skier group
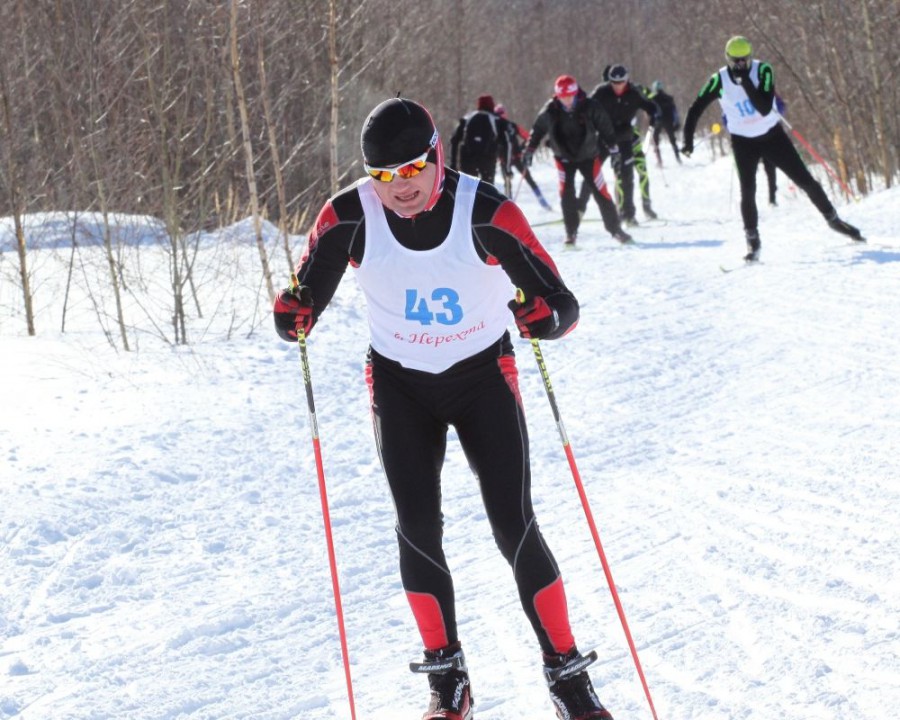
[274,34,864,720]
[449,35,863,258]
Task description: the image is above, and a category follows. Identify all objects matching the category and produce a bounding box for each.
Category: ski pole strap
[544,649,598,685]
[409,654,467,675]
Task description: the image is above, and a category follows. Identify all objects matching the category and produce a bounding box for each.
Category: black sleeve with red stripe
[470,182,579,340]
[292,185,366,329]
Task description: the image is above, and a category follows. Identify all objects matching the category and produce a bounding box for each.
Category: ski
[531,217,617,228]
[822,239,872,251]
[860,241,898,250]
[560,239,637,251]
[834,238,876,248]
[720,260,761,273]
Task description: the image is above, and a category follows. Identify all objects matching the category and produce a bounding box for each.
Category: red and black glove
[508,295,559,339]
[273,285,314,341]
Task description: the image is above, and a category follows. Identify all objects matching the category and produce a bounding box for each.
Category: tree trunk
[253,0,294,272]
[0,61,35,336]
[328,0,340,196]
[860,0,892,188]
[230,0,275,302]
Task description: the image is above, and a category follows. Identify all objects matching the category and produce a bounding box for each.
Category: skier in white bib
[274,98,614,720]
[681,35,864,262]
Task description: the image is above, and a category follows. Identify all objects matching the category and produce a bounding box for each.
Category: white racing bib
[355,174,514,373]
[718,60,781,138]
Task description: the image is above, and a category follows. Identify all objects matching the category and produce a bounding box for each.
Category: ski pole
[505,143,514,197]
[516,291,659,720]
[513,172,525,201]
[291,275,357,720]
[776,113,856,201]
[657,160,668,189]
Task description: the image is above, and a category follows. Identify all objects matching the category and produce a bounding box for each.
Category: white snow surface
[2,151,899,720]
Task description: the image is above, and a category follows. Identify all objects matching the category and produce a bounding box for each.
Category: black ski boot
[410,642,473,720]
[544,647,613,720]
[744,228,761,262]
[612,229,634,244]
[826,211,864,241]
[642,200,658,220]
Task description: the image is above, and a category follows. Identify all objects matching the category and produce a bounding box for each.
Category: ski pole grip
[289,273,313,306]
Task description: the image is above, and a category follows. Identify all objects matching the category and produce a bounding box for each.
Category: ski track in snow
[2,153,899,719]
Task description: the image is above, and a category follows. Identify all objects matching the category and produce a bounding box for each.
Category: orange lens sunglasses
[365,150,430,183]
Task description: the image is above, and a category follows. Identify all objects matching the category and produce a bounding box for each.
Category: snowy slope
[2,150,899,720]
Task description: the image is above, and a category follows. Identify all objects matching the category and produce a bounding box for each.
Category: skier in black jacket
[273,97,615,720]
[494,103,552,210]
[648,80,681,165]
[588,64,659,224]
[682,35,863,261]
[449,94,505,185]
[524,74,631,247]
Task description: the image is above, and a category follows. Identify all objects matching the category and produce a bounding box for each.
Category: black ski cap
[360,98,439,168]
[608,64,629,82]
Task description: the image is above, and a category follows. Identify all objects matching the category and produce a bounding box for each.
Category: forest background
[2,0,898,344]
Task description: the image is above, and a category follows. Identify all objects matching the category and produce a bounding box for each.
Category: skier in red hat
[524,75,632,247]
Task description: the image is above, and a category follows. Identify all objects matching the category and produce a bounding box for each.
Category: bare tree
[2,0,897,347]
[860,0,894,188]
[328,0,341,195]
[251,0,295,271]
[230,0,275,303]
[0,60,35,336]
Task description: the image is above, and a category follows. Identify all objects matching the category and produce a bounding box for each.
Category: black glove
[522,148,534,169]
[681,141,694,158]
[731,66,750,85]
[609,145,623,173]
[274,284,314,341]
[508,296,559,339]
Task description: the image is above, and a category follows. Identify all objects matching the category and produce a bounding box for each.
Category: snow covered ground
[2,147,899,720]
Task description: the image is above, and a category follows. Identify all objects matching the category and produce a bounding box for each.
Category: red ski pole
[292,275,357,720]
[777,114,856,201]
[517,292,659,720]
